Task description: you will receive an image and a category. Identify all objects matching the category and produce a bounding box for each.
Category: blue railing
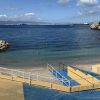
[47,64,70,87]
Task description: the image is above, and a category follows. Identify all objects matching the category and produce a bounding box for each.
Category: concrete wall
[71,85,93,92]
[52,84,70,92]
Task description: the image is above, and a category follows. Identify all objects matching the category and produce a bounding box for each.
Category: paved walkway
[0,78,24,100]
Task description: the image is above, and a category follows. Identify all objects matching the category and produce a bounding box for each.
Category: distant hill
[0,21,51,25]
[0,21,91,26]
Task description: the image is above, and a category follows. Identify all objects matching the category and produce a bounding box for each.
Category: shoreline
[0,63,99,74]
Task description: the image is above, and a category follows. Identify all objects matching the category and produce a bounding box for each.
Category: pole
[29,72,31,85]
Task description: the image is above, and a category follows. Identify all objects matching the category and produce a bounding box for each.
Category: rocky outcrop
[90,22,100,30]
[0,40,10,52]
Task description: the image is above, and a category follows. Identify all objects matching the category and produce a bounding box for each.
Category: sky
[0,0,100,23]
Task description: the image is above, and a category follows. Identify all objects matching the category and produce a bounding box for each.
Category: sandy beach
[1,63,96,75]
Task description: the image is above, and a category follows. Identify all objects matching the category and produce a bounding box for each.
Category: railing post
[11,69,13,80]
[52,67,53,74]
[47,64,48,68]
[62,76,64,85]
[50,78,52,88]
[47,64,49,71]
[69,81,71,93]
[56,71,57,78]
[37,72,39,80]
[92,77,95,88]
[23,72,24,82]
[29,72,31,85]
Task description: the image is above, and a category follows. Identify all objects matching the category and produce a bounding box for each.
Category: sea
[0,24,100,68]
[1,24,100,100]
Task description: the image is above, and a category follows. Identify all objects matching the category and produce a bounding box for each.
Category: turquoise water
[0,25,100,68]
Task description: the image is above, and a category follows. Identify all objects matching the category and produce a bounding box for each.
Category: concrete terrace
[0,78,24,100]
[1,65,100,100]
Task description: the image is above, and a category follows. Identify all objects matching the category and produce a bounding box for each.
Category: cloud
[0,12,41,21]
[78,11,83,15]
[76,0,100,18]
[68,3,100,23]
[57,0,69,5]
[24,12,35,16]
[0,14,7,17]
[57,0,99,5]
[21,12,37,21]
[69,4,100,23]
[80,0,98,4]
[78,5,100,16]
[5,7,17,11]
[77,0,99,5]
[0,14,8,21]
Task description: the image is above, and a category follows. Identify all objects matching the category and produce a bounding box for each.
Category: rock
[90,22,100,30]
[98,26,100,29]
[0,40,10,52]
[97,36,100,39]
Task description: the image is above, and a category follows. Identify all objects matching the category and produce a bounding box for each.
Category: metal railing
[47,64,70,87]
[0,66,66,86]
[1,65,100,92]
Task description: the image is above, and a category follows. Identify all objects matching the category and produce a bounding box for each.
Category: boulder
[90,22,100,30]
[0,40,10,52]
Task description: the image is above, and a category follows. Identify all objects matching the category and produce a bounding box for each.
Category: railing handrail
[47,64,68,80]
[47,64,70,86]
[0,67,57,80]
[0,66,67,85]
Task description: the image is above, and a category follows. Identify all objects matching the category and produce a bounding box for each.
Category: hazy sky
[0,0,100,23]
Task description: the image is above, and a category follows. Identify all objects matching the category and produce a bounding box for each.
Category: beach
[0,25,100,100]
[0,0,100,99]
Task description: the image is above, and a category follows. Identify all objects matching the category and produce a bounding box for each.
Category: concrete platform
[0,78,24,100]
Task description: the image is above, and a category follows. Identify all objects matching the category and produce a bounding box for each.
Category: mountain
[0,21,51,25]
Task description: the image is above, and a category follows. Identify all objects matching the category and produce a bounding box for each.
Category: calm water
[0,25,100,68]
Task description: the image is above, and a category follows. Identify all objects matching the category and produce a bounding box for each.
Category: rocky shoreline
[90,22,100,30]
[0,40,10,52]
